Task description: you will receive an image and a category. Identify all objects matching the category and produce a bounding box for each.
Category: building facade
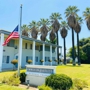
[0,30,62,71]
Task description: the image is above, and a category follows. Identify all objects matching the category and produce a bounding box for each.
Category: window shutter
[26,56,28,62]
[7,56,9,63]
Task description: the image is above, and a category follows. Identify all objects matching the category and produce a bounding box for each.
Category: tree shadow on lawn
[58,64,83,67]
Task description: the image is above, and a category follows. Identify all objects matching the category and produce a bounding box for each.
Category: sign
[27,68,54,74]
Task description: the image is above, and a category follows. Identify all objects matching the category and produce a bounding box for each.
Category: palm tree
[60,21,69,65]
[83,7,90,30]
[50,13,62,64]
[22,24,28,36]
[74,16,83,65]
[65,6,79,65]
[48,26,56,43]
[38,18,49,41]
[28,21,38,39]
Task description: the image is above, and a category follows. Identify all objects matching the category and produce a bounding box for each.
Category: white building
[0,30,62,71]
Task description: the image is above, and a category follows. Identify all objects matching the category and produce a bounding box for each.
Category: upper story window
[30,44,32,49]
[35,46,39,50]
[7,40,15,47]
[25,43,27,49]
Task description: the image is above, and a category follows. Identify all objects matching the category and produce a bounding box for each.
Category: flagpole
[18,4,22,76]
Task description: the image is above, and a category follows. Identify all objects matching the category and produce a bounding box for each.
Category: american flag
[3,25,19,46]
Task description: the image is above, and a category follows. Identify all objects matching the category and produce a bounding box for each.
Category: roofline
[0,30,11,35]
[21,35,62,48]
[0,30,62,48]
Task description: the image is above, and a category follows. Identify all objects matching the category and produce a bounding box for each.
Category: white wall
[2,39,57,70]
[3,47,15,69]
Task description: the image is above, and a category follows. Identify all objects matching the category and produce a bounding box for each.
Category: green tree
[50,13,62,64]
[67,45,88,64]
[65,6,79,65]
[60,21,69,64]
[67,46,77,59]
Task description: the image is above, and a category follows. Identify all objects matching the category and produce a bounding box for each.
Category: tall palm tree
[83,7,90,30]
[38,18,49,41]
[60,21,69,65]
[65,6,79,65]
[22,24,28,36]
[28,21,38,39]
[74,16,83,65]
[50,13,62,64]
[48,26,56,42]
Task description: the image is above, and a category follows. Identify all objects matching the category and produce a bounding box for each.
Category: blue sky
[0,0,90,52]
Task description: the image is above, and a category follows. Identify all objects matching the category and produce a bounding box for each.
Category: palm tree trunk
[64,38,66,65]
[77,33,80,65]
[56,31,59,64]
[72,28,75,65]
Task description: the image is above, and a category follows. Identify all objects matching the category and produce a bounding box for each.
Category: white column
[32,41,35,65]
[0,33,4,72]
[50,45,52,66]
[18,38,22,68]
[42,44,45,65]
[55,47,57,60]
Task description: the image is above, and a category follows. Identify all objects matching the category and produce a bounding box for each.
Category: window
[35,46,39,50]
[52,57,55,61]
[45,57,50,62]
[35,57,38,62]
[26,56,28,62]
[3,56,10,63]
[26,56,32,62]
[7,40,15,47]
[25,43,27,49]
[52,47,55,53]
[30,44,32,49]
[7,56,9,63]
[16,56,18,59]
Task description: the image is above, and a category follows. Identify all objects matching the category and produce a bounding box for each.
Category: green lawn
[0,64,90,90]
[0,84,26,90]
[56,64,90,89]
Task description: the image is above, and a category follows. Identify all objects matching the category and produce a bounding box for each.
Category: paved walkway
[19,84,38,90]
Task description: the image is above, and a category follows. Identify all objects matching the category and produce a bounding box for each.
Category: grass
[0,69,25,80]
[56,64,90,89]
[0,64,90,89]
[0,83,26,90]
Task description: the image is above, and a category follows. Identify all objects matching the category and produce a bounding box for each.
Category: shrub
[20,72,26,83]
[7,73,20,86]
[40,60,44,63]
[48,60,52,62]
[38,84,52,90]
[54,59,58,62]
[45,74,73,90]
[73,78,88,90]
[69,59,73,64]
[1,77,8,83]
[11,59,18,65]
[27,60,32,64]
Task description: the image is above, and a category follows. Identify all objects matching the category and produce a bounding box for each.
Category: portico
[0,30,62,71]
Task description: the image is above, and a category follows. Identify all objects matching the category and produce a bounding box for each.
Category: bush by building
[38,84,52,90]
[20,72,26,83]
[45,74,73,90]
[27,60,32,64]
